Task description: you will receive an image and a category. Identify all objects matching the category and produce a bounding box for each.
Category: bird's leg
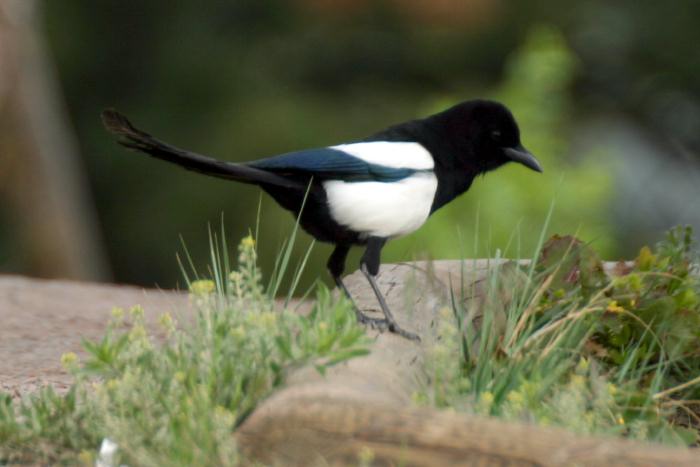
[327,244,388,330]
[360,238,420,341]
[334,276,389,330]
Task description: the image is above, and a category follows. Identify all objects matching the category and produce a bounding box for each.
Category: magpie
[102,99,541,341]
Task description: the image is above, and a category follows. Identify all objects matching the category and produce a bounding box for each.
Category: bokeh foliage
[29,1,699,288]
[389,26,613,264]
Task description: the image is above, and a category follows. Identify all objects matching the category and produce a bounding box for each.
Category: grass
[421,224,700,446]
[0,232,369,466]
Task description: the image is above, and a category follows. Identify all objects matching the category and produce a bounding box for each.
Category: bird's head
[432,99,542,174]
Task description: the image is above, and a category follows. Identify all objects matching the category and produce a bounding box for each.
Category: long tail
[101,110,305,190]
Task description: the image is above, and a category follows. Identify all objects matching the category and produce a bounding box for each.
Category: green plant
[0,234,368,465]
[423,225,700,446]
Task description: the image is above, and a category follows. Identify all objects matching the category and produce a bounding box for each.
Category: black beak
[504,145,542,173]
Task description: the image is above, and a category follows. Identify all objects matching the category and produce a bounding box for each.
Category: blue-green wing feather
[247,148,415,182]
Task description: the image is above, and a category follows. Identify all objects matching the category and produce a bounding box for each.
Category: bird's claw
[355,310,420,341]
[387,323,421,342]
[355,312,390,331]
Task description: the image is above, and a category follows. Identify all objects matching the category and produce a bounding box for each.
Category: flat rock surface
[0,260,474,398]
[0,274,189,397]
[0,259,621,398]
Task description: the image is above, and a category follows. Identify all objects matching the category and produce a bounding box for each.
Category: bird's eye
[490,130,502,141]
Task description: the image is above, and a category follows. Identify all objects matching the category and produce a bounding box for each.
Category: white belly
[323,172,438,238]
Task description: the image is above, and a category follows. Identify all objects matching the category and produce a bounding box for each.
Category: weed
[0,234,368,465]
[423,226,700,446]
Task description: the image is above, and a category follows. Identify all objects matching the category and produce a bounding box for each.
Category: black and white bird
[102,99,542,341]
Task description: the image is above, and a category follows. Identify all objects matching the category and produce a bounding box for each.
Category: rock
[237,260,699,466]
[0,274,188,397]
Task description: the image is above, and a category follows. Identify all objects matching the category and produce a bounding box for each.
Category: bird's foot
[355,309,420,341]
[355,311,390,331]
[386,321,421,342]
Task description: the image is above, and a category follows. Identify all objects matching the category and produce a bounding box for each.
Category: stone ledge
[237,260,699,466]
[0,274,189,395]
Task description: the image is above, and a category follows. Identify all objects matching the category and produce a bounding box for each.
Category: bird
[102,99,542,341]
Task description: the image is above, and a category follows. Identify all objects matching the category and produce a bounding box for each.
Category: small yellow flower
[357,446,375,465]
[241,235,256,249]
[158,312,175,332]
[607,383,618,396]
[617,415,625,425]
[506,390,524,407]
[78,449,94,466]
[478,391,495,411]
[231,325,246,339]
[318,322,328,331]
[431,342,449,359]
[129,323,147,341]
[411,391,429,405]
[60,352,79,369]
[260,311,277,328]
[458,378,471,392]
[628,274,642,292]
[110,306,124,321]
[576,357,590,373]
[438,306,453,319]
[190,280,216,296]
[571,374,586,387]
[520,381,537,397]
[637,246,655,270]
[214,405,236,428]
[606,300,625,313]
[129,304,145,319]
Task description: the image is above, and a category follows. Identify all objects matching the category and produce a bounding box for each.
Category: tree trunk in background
[0,0,109,280]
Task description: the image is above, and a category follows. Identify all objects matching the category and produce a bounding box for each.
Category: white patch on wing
[323,172,438,238]
[331,142,434,170]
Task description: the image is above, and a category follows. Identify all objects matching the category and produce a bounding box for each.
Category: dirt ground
[0,274,190,398]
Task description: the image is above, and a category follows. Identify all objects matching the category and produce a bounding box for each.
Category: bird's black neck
[430,163,477,213]
[366,117,480,213]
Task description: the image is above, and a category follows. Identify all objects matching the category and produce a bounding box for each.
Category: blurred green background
[2,0,699,290]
